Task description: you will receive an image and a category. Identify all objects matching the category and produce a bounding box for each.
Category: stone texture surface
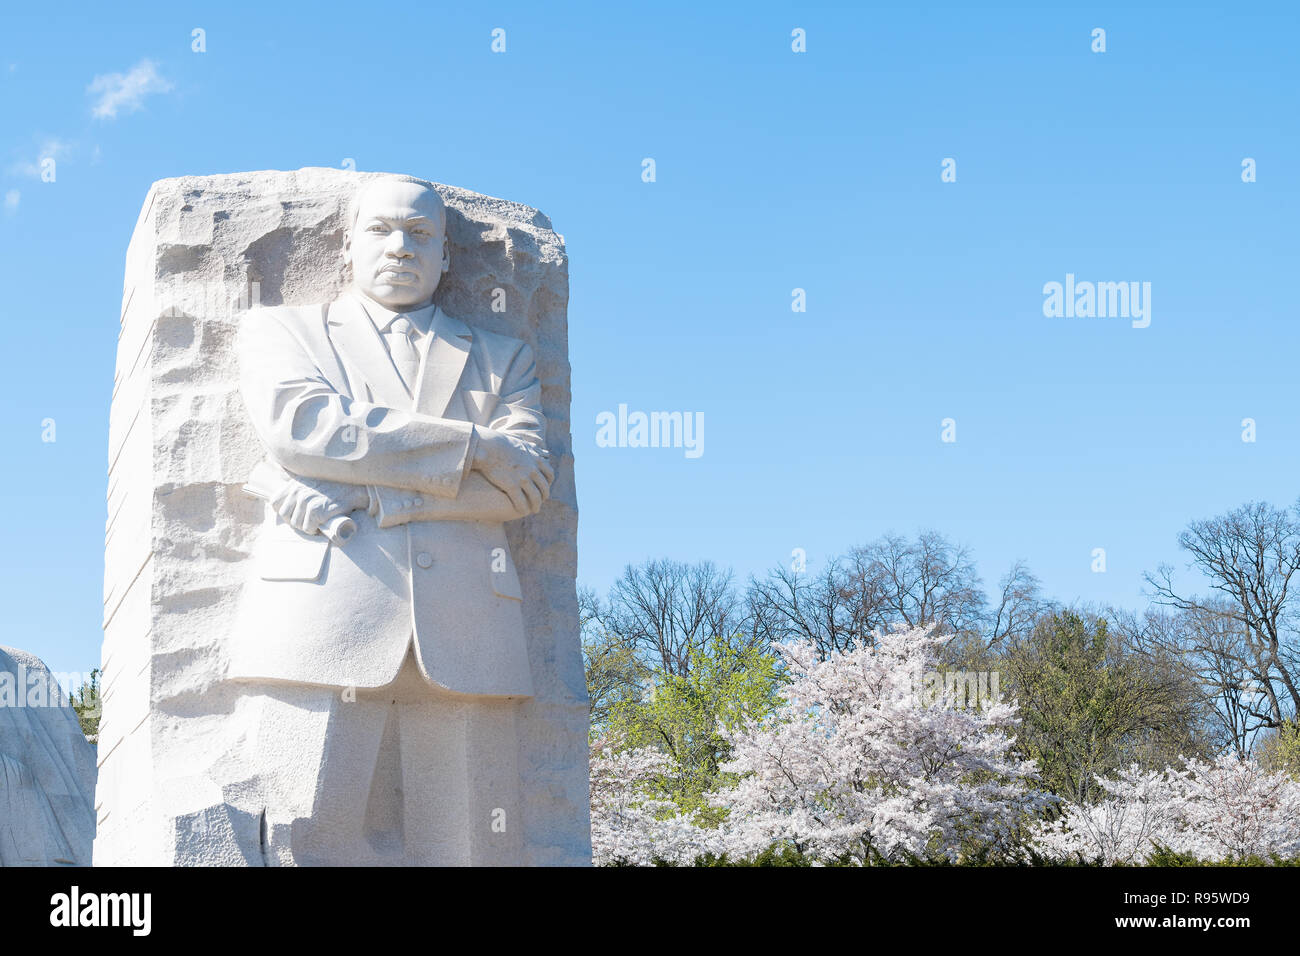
[0,646,97,865]
[94,167,590,865]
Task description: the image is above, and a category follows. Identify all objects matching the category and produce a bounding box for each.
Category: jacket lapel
[414,307,473,419]
[326,293,412,407]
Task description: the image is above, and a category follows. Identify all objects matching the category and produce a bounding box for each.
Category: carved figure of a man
[230,176,553,865]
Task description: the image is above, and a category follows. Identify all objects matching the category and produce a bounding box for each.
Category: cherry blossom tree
[1179,754,1300,860]
[706,626,1047,864]
[1035,754,1300,863]
[1032,765,1190,864]
[588,625,1300,865]
[588,735,716,865]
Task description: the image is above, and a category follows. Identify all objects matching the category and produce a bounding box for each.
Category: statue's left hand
[270,475,370,536]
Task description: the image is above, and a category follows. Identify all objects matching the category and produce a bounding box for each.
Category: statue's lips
[377,268,418,281]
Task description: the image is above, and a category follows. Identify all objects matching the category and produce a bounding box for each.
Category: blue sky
[1,1,1296,676]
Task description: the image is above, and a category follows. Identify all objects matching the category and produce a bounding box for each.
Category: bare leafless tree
[745,531,1044,662]
[1124,603,1282,757]
[744,560,870,661]
[1144,499,1300,734]
[988,560,1049,649]
[579,586,647,727]
[605,559,742,677]
[848,531,986,637]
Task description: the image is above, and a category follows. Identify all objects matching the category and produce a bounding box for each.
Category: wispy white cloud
[88,59,172,120]
[9,138,72,178]
[4,190,19,214]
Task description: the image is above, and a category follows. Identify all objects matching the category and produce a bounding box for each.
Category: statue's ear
[342,230,357,276]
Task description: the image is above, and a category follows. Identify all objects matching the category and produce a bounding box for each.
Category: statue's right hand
[471,429,554,515]
[270,476,369,535]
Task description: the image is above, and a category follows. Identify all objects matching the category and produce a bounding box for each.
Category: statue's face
[345,180,449,311]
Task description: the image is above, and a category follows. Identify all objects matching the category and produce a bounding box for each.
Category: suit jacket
[229,291,546,696]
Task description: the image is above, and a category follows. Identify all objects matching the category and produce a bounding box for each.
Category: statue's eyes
[367,224,388,234]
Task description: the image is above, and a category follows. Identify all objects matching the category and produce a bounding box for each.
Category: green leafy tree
[606,637,783,825]
[71,668,101,744]
[1257,721,1300,780]
[1004,611,1208,806]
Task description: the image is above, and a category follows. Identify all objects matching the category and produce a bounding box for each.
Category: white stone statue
[231,177,554,864]
[0,647,97,866]
[93,168,591,867]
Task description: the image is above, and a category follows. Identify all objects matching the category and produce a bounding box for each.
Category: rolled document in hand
[243,460,357,546]
[318,514,356,545]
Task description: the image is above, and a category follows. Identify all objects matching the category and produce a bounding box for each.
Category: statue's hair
[345,174,445,235]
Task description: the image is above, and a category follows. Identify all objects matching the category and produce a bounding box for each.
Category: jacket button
[413,496,424,506]
[415,552,434,569]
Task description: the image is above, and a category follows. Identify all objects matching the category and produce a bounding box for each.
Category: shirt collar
[351,289,437,337]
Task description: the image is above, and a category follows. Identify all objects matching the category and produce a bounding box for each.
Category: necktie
[385,316,421,392]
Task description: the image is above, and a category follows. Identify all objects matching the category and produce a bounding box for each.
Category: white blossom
[588,736,717,865]
[1035,754,1300,863]
[707,626,1047,864]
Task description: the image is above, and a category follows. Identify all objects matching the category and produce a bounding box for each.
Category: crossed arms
[238,308,553,536]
